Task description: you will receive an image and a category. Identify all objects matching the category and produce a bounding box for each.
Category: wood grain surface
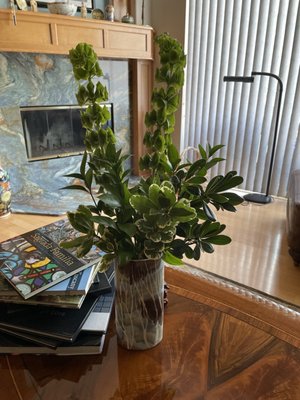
[0,208,300,399]
[1,287,300,400]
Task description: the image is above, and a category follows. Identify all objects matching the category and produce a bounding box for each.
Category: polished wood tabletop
[0,212,300,399]
[0,266,299,400]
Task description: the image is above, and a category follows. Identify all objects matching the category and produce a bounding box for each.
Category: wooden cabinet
[0,9,153,59]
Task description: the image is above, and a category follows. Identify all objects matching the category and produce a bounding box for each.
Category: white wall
[150,0,186,150]
[150,0,186,149]
[131,0,186,150]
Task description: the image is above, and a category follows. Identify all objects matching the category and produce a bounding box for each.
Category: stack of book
[0,218,115,355]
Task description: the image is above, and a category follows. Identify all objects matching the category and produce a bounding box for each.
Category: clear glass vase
[114,258,164,350]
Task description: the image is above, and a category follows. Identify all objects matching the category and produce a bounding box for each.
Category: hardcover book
[0,291,100,342]
[0,269,112,309]
[0,291,86,309]
[0,263,99,297]
[44,263,98,295]
[0,330,106,355]
[0,218,103,299]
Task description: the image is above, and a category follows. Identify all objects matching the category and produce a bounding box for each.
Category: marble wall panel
[0,52,131,215]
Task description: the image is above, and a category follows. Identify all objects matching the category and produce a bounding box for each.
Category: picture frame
[37,0,94,10]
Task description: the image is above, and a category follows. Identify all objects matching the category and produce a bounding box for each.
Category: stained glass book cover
[0,219,102,299]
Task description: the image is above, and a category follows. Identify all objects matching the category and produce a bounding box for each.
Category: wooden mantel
[0,8,154,173]
[0,9,153,58]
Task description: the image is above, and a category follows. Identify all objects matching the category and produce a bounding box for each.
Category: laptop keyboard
[81,292,114,333]
[93,293,114,313]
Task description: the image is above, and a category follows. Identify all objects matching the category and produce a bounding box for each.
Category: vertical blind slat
[249,0,278,191]
[182,0,300,196]
[272,0,299,194]
[233,0,259,176]
[246,0,276,190]
[215,0,235,176]
[181,0,196,151]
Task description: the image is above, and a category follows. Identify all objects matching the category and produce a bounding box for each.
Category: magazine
[0,218,103,299]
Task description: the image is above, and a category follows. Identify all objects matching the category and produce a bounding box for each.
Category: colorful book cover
[0,218,103,299]
[0,264,98,297]
[0,269,112,309]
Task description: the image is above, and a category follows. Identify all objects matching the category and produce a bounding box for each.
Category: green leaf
[220,176,244,191]
[117,223,137,236]
[80,151,87,176]
[99,254,116,272]
[200,221,221,236]
[98,193,121,208]
[160,186,176,207]
[76,237,94,257]
[163,251,183,265]
[60,184,89,193]
[168,143,180,168]
[203,203,216,221]
[60,235,86,249]
[198,144,207,160]
[91,215,117,229]
[64,173,84,179]
[208,144,224,157]
[84,168,93,189]
[67,211,93,233]
[209,193,229,204]
[221,203,238,212]
[186,176,206,185]
[148,184,160,206]
[77,204,93,217]
[170,202,196,222]
[222,192,244,205]
[201,242,214,253]
[205,175,223,193]
[205,157,224,170]
[185,246,194,259]
[130,195,153,213]
[194,244,201,259]
[118,250,136,267]
[203,235,232,245]
[186,159,206,179]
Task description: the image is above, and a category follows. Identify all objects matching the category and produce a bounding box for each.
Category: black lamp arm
[223,76,254,83]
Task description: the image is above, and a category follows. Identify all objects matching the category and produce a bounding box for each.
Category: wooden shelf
[0,9,154,59]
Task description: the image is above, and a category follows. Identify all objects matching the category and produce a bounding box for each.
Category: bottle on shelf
[0,166,12,218]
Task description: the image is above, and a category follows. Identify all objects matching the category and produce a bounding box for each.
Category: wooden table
[0,265,299,400]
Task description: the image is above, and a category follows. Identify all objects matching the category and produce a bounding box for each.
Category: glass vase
[114,258,164,350]
[0,166,11,218]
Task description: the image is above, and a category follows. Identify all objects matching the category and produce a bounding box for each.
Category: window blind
[181,0,300,197]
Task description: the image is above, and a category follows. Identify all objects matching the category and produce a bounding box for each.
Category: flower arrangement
[61,33,244,271]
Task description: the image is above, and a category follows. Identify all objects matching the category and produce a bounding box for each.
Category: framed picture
[37,0,94,10]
